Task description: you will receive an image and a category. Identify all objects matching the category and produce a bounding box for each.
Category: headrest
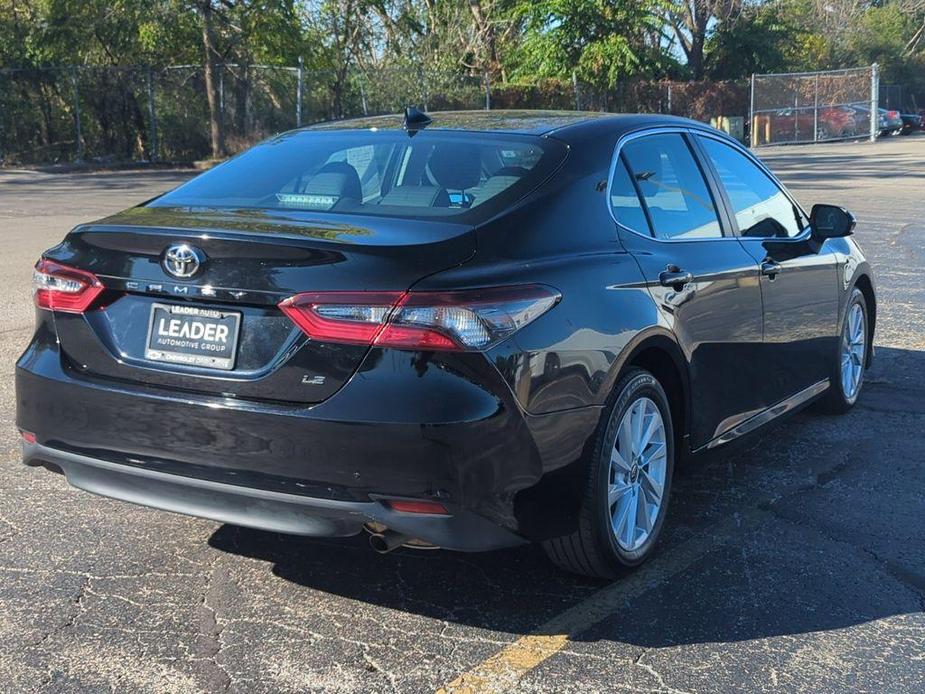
[276,161,363,210]
[307,161,362,201]
[429,143,482,191]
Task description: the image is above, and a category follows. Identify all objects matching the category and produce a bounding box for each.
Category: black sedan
[16,110,875,578]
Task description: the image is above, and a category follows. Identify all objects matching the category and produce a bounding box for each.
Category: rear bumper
[22,441,522,550]
[16,331,600,546]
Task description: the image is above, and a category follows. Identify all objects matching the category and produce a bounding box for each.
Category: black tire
[816,287,868,414]
[542,368,675,579]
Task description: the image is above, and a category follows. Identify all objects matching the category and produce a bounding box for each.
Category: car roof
[303,110,709,139]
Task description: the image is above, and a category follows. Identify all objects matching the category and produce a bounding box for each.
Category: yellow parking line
[437,520,739,693]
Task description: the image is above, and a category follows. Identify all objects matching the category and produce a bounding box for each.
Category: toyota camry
[16,110,875,578]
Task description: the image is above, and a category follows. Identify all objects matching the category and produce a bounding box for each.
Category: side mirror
[810,204,855,240]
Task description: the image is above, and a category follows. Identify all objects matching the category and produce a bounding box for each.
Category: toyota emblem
[162,244,205,279]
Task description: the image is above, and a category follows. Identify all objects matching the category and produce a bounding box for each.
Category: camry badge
[162,244,205,279]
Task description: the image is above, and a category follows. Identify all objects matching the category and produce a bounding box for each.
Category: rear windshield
[150,130,566,220]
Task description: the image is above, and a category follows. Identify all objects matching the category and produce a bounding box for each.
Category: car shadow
[208,345,925,647]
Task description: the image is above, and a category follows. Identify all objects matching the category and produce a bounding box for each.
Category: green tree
[666,0,741,80]
[508,0,667,87]
[705,1,825,79]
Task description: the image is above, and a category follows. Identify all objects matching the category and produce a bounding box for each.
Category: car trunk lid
[44,205,475,405]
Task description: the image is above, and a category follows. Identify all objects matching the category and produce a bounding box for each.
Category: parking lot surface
[1,137,924,693]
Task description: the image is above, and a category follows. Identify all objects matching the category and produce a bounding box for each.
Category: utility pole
[870,63,879,143]
[296,56,304,127]
[813,73,819,143]
[749,73,756,147]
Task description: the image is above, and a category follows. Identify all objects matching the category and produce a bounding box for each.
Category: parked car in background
[849,105,903,137]
[899,112,923,135]
[769,106,856,141]
[880,108,903,136]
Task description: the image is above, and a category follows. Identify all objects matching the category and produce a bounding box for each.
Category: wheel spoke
[638,493,654,533]
[621,488,639,547]
[851,343,864,363]
[631,403,644,456]
[638,412,660,454]
[851,308,864,343]
[611,490,632,537]
[608,481,633,508]
[642,441,666,468]
[640,470,663,505]
[611,446,632,474]
[620,410,635,459]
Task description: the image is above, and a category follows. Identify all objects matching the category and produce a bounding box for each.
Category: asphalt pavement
[0,136,923,693]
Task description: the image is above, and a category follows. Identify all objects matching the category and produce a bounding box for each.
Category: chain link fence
[749,65,878,146]
[0,64,496,166]
[9,61,883,166]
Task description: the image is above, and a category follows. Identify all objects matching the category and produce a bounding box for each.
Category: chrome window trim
[606,125,812,244]
[606,126,733,243]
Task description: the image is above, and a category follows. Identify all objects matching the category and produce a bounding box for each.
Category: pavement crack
[26,574,89,648]
[763,501,925,609]
[199,560,234,692]
[633,649,693,694]
[361,648,400,691]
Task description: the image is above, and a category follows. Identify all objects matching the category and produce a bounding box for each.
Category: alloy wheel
[608,397,667,552]
[841,302,865,400]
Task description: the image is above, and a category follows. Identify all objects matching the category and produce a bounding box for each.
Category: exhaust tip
[368,533,392,554]
[368,529,415,554]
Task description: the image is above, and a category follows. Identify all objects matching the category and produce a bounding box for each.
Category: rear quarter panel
[414,126,674,417]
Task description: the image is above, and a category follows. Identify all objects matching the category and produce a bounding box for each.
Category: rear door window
[621,133,723,240]
[609,158,650,235]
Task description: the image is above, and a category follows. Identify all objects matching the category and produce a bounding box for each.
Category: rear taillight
[383,499,449,515]
[33,259,105,313]
[279,285,560,352]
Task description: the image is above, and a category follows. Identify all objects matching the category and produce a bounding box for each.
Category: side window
[698,136,804,239]
[609,157,650,235]
[622,133,723,240]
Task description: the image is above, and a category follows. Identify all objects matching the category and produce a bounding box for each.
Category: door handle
[761,260,782,278]
[658,267,694,289]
